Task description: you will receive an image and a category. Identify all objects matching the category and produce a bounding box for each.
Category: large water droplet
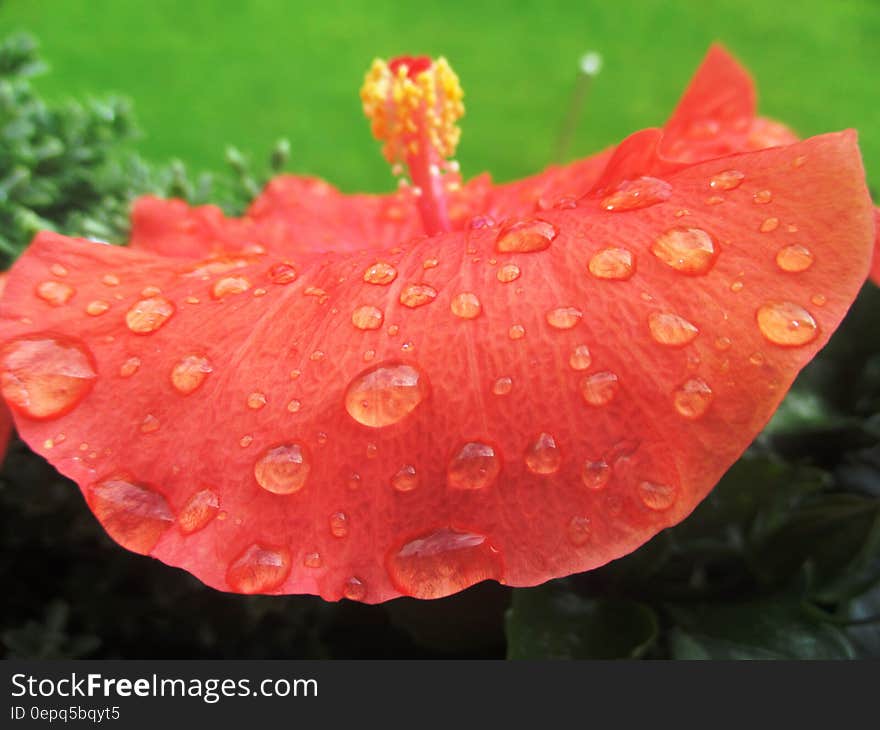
[363,262,398,285]
[0,336,97,420]
[581,459,610,489]
[126,297,175,334]
[178,488,220,534]
[391,464,419,492]
[170,355,213,395]
[648,312,699,346]
[673,378,713,419]
[600,177,671,211]
[351,304,384,330]
[254,443,311,494]
[399,283,437,308]
[524,432,562,475]
[638,481,677,511]
[579,371,619,406]
[447,441,500,490]
[546,306,583,330]
[496,264,521,283]
[268,262,297,284]
[495,219,557,253]
[344,362,428,428]
[756,301,818,346]
[708,169,745,190]
[651,228,717,275]
[35,281,75,306]
[451,292,482,319]
[588,247,635,280]
[226,544,291,593]
[89,476,173,554]
[386,528,503,599]
[776,245,814,273]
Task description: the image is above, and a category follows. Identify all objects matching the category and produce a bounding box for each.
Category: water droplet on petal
[423,257,439,269]
[448,442,500,490]
[759,217,779,232]
[344,361,428,428]
[126,297,175,334]
[399,283,437,308]
[811,294,827,307]
[709,169,745,190]
[508,324,526,340]
[303,552,322,569]
[524,432,562,475]
[212,276,251,298]
[588,247,635,280]
[329,511,349,537]
[247,391,267,409]
[287,399,302,413]
[363,262,398,285]
[178,489,220,534]
[391,464,419,492]
[342,577,366,601]
[638,481,677,510]
[352,304,384,329]
[119,357,141,378]
[492,376,513,395]
[546,306,583,330]
[776,245,814,272]
[0,336,97,420]
[451,292,482,319]
[753,189,772,204]
[85,300,110,316]
[170,355,213,395]
[756,302,818,346]
[579,371,619,406]
[495,219,557,253]
[600,176,671,211]
[102,274,121,286]
[496,264,521,283]
[567,516,591,546]
[674,378,713,419]
[36,281,75,306]
[254,443,311,494]
[89,477,173,554]
[651,228,717,275]
[386,528,503,599]
[268,262,297,284]
[569,344,592,371]
[140,414,160,433]
[648,312,699,346]
[581,459,611,489]
[226,544,291,593]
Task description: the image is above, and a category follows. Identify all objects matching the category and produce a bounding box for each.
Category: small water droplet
[102,274,120,286]
[495,219,557,253]
[247,391,267,409]
[648,312,699,346]
[423,258,439,269]
[287,399,302,413]
[714,336,732,351]
[600,176,671,211]
[386,528,503,599]
[469,215,496,229]
[239,434,253,448]
[508,324,526,340]
[756,301,818,346]
[579,371,619,406]
[496,263,521,283]
[792,155,807,168]
[391,464,419,492]
[268,262,297,284]
[709,169,745,190]
[50,263,68,277]
[254,443,310,494]
[651,228,717,275]
[170,355,213,395]
[126,297,175,334]
[588,247,635,280]
[119,356,141,378]
[451,292,482,319]
[399,283,437,308]
[730,280,744,293]
[85,300,110,316]
[638,481,677,510]
[811,294,827,307]
[759,217,779,232]
[141,286,162,297]
[524,432,562,475]
[178,489,220,534]
[342,577,366,601]
[546,306,583,330]
[36,281,75,306]
[351,304,384,330]
[753,189,772,204]
[344,361,428,427]
[226,544,291,593]
[89,477,174,554]
[329,511,349,537]
[673,378,713,419]
[0,336,97,419]
[581,460,610,490]
[749,352,766,366]
[140,414,160,433]
[492,376,513,395]
[776,245,814,272]
[363,262,398,285]
[569,344,592,371]
[567,516,591,546]
[448,442,500,490]
[310,350,324,361]
[303,552,322,569]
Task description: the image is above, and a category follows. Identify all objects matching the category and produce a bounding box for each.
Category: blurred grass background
[2,0,878,191]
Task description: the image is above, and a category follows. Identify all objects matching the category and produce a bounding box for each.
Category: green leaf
[506,582,658,659]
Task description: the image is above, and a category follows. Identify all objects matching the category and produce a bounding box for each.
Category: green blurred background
[2,0,878,190]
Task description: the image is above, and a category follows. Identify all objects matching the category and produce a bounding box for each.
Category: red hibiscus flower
[0,46,875,603]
